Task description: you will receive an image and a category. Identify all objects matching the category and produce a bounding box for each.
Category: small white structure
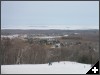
[55,43,61,48]
[51,43,61,48]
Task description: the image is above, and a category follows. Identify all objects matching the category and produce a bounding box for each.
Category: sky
[1,1,99,30]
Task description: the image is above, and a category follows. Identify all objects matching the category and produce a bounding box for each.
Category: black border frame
[0,0,99,75]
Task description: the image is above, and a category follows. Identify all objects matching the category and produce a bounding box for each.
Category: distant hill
[1,29,99,35]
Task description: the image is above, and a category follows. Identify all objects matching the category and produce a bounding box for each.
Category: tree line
[0,37,99,65]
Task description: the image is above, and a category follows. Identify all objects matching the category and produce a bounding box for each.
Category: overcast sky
[1,1,99,29]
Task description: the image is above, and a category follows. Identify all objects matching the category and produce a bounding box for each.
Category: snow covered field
[1,61,91,74]
[34,36,62,39]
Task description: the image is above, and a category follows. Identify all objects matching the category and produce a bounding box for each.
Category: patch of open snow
[34,36,62,39]
[1,34,19,39]
[64,35,69,37]
[1,61,91,74]
[74,33,79,34]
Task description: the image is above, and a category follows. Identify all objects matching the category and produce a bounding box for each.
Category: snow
[1,35,62,39]
[1,61,91,74]
[74,33,79,34]
[1,34,19,39]
[64,35,69,36]
[2,24,99,30]
[34,36,62,39]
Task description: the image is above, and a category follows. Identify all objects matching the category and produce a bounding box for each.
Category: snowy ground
[1,61,91,74]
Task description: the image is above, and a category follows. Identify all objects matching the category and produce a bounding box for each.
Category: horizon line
[1,28,99,30]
